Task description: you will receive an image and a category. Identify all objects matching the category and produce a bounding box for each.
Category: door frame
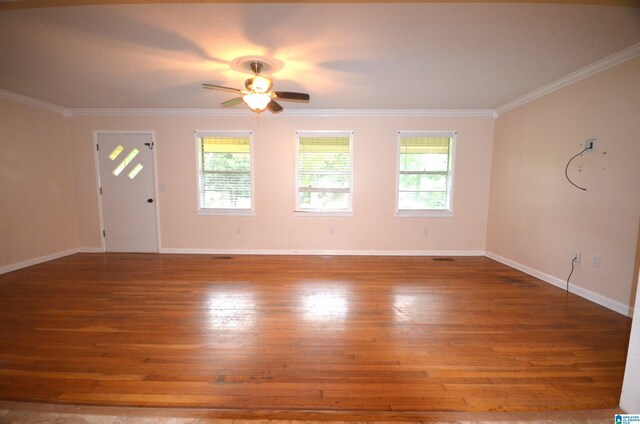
[92,130,161,253]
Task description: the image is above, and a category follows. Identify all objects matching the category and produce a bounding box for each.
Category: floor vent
[211,256,233,260]
[433,257,454,261]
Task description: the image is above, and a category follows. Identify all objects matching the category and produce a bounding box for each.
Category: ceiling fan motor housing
[245,62,273,93]
[245,75,273,93]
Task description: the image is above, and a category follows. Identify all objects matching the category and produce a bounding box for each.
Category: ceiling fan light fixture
[203,58,309,114]
[243,93,271,112]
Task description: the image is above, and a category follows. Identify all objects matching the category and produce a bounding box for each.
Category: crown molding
[3,41,638,119]
[0,88,71,117]
[495,42,640,116]
[0,90,495,117]
[2,0,639,10]
[68,107,496,118]
[0,90,494,117]
[298,109,496,118]
[69,108,253,117]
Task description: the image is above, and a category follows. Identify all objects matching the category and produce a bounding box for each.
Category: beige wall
[0,98,78,269]
[4,57,638,315]
[71,114,494,253]
[486,58,640,310]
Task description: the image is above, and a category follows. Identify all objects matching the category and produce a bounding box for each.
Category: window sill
[197,209,255,216]
[294,210,353,217]
[395,210,453,218]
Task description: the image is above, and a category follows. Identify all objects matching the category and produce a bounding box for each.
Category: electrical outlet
[592,256,601,268]
[584,138,596,151]
[574,251,581,263]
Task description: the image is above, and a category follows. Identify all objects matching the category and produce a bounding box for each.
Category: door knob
[147,198,154,203]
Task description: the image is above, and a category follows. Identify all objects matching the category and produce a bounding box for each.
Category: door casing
[93,130,161,252]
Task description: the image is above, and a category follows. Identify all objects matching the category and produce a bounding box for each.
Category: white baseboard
[78,247,105,253]
[485,251,634,317]
[7,248,629,318]
[0,248,80,275]
[0,247,482,276]
[159,248,485,257]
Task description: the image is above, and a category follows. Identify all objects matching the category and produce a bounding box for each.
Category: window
[296,131,353,213]
[397,131,455,214]
[195,131,253,213]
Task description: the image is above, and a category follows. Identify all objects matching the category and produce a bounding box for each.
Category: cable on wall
[566,255,578,293]
[564,139,595,191]
[564,147,588,191]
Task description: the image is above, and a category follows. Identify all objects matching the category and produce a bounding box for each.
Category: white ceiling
[0,2,638,110]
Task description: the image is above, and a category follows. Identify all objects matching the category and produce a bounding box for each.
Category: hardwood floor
[0,400,625,423]
[0,254,631,418]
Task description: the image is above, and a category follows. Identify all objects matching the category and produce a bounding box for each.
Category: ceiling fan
[202,61,310,114]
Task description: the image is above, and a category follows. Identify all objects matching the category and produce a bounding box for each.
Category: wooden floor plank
[0,253,631,417]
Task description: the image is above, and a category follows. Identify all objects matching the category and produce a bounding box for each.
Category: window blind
[398,134,453,211]
[198,134,252,210]
[297,133,352,211]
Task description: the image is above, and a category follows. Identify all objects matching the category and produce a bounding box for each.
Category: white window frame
[194,130,255,216]
[395,131,456,217]
[295,130,354,216]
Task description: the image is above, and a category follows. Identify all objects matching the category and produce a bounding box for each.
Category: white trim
[395,130,456,215]
[295,130,354,214]
[495,42,640,116]
[67,108,497,118]
[159,248,485,256]
[194,130,254,138]
[485,251,634,317]
[94,131,160,253]
[92,129,162,253]
[295,130,354,136]
[0,89,494,118]
[196,210,256,216]
[150,131,162,251]
[2,246,632,318]
[395,211,454,218]
[194,130,255,214]
[78,247,104,253]
[293,211,353,217]
[92,131,107,252]
[3,41,638,120]
[0,248,79,275]
[93,130,163,253]
[398,131,457,139]
[0,89,70,116]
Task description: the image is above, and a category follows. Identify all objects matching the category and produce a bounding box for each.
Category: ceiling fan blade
[267,100,284,114]
[202,83,243,94]
[221,97,244,107]
[274,91,310,102]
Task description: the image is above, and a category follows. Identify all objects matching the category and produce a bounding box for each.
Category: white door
[97,132,158,252]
